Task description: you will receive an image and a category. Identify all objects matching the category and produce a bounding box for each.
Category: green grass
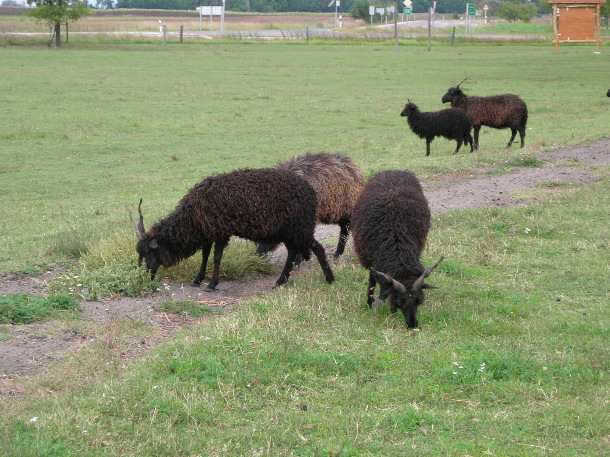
[1,42,609,274]
[0,293,81,324]
[0,38,609,456]
[1,181,608,456]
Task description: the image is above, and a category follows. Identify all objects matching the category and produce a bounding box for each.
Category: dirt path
[1,139,608,385]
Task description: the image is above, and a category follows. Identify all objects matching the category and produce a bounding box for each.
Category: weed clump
[0,293,81,324]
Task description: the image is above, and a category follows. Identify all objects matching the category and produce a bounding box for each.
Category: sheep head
[400,100,418,117]
[371,257,443,328]
[442,79,467,105]
[130,199,162,278]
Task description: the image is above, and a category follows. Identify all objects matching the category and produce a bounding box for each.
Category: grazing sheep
[351,170,443,328]
[441,79,528,149]
[400,100,474,157]
[256,153,365,259]
[607,88,610,97]
[131,168,335,292]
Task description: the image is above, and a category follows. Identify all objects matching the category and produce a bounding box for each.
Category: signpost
[198,5,224,31]
[466,3,476,34]
[329,0,340,27]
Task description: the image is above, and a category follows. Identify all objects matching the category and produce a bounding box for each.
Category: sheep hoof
[190,281,201,287]
[204,286,216,292]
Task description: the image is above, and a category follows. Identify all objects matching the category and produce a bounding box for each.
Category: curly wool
[276,152,365,225]
[143,168,320,268]
[442,86,528,148]
[401,102,474,156]
[351,170,430,282]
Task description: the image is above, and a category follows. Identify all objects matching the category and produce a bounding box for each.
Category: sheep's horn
[455,78,468,88]
[129,198,146,240]
[371,268,407,294]
[412,256,444,291]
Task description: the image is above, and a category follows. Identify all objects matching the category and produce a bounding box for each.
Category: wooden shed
[549,0,606,52]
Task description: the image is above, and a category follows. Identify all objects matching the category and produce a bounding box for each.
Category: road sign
[466,3,476,16]
[403,7,411,14]
[403,0,412,7]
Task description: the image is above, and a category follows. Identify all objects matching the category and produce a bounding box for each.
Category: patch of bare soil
[1,139,608,387]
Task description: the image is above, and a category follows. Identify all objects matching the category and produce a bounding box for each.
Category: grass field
[0,32,609,456]
[1,41,608,273]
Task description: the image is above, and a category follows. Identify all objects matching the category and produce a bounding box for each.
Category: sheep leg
[333,219,350,258]
[425,139,432,156]
[473,126,481,150]
[310,239,335,284]
[519,128,526,148]
[191,241,213,287]
[205,239,228,292]
[506,128,518,148]
[453,139,463,154]
[467,133,474,152]
[275,243,299,287]
[367,271,377,308]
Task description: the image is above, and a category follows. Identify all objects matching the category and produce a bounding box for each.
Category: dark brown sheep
[441,80,528,149]
[351,170,443,328]
[257,153,365,259]
[400,101,474,157]
[131,168,334,292]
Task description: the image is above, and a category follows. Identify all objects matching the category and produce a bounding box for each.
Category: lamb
[256,153,365,259]
[400,100,474,157]
[131,168,335,292]
[441,79,528,149]
[351,170,443,328]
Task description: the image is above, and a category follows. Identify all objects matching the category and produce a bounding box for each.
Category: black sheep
[400,100,474,157]
[256,152,365,259]
[442,80,528,149]
[131,168,335,291]
[351,170,443,328]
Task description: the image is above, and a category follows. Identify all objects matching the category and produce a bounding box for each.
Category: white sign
[376,7,385,15]
[328,0,335,6]
[403,0,412,7]
[198,6,222,15]
[369,5,375,15]
[387,5,395,13]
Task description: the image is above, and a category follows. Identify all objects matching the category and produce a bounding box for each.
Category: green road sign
[403,7,411,14]
[467,3,476,16]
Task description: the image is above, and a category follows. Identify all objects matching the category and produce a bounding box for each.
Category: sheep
[607,88,610,97]
[351,170,443,328]
[256,153,365,259]
[131,168,335,292]
[400,100,474,157]
[441,79,528,149]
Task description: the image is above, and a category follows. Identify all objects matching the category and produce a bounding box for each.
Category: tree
[26,0,91,47]
[517,2,538,22]
[498,2,521,22]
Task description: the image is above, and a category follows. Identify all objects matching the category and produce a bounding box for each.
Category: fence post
[180,25,183,43]
[451,26,456,46]
[163,24,167,50]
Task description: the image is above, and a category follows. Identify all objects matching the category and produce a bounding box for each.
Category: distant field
[1,42,609,273]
